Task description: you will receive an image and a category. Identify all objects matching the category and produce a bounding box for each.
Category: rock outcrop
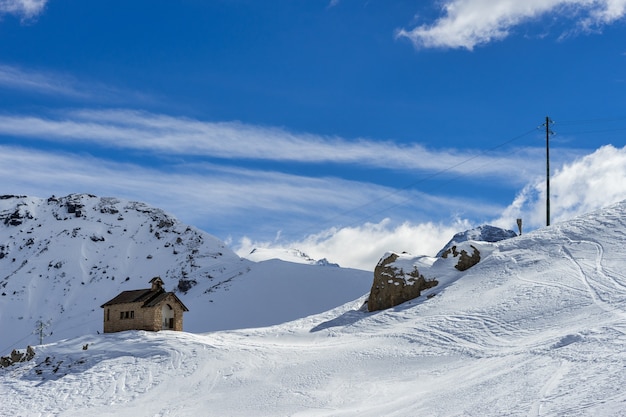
[367,253,438,312]
[0,346,35,368]
[436,225,516,258]
[440,244,481,271]
[368,234,490,312]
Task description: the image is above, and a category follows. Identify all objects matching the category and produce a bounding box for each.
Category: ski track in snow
[2,199,626,416]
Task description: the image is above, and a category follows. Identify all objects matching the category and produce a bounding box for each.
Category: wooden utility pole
[544,116,554,227]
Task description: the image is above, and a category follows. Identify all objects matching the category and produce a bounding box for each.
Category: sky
[1,0,626,270]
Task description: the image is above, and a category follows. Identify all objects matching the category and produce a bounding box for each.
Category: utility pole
[543,116,554,227]
[34,319,52,345]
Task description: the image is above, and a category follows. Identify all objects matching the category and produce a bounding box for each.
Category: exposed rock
[1,346,35,368]
[437,225,516,257]
[440,244,481,271]
[2,206,33,226]
[315,258,339,267]
[177,278,197,293]
[0,356,10,368]
[367,253,438,312]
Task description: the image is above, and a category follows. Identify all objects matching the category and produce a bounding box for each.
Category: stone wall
[103,302,157,333]
[102,296,186,333]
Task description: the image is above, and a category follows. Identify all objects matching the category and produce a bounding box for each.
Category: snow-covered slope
[2,200,626,416]
[245,247,339,266]
[0,194,371,352]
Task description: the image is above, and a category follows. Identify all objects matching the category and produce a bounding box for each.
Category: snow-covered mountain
[436,223,518,257]
[245,247,339,266]
[2,198,626,416]
[0,194,371,351]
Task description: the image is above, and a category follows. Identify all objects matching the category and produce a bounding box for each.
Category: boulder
[367,253,438,312]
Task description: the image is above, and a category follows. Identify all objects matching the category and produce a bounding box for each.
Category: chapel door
[162,304,175,329]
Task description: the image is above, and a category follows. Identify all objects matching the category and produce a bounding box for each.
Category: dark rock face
[440,244,481,271]
[2,206,33,226]
[0,346,35,368]
[177,278,197,293]
[367,253,438,312]
[437,225,516,258]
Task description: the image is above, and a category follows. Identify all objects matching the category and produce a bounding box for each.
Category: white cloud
[584,0,626,26]
[0,65,153,103]
[0,109,549,183]
[0,0,47,21]
[239,144,626,271]
[0,145,370,221]
[397,0,626,50]
[0,142,512,271]
[236,218,471,271]
[2,141,624,272]
[493,144,626,229]
[0,144,478,239]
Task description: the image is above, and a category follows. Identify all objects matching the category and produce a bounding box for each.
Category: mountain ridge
[0,193,370,352]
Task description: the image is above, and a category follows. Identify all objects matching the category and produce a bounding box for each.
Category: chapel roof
[100,278,189,311]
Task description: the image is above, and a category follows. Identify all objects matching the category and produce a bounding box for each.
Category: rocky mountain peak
[436,224,517,257]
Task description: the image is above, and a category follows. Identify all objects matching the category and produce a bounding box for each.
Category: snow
[245,247,339,266]
[436,224,517,257]
[2,197,626,416]
[0,194,371,350]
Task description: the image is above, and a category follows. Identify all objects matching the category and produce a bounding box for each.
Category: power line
[556,126,626,135]
[340,134,542,230]
[290,127,538,238]
[0,331,35,356]
[321,113,625,236]
[557,115,626,125]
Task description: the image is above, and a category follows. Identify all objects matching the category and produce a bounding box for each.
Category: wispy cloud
[0,108,553,182]
[0,145,374,218]
[1,143,622,271]
[238,144,626,270]
[397,0,626,50]
[0,0,47,21]
[0,143,501,227]
[0,64,153,103]
[0,65,90,98]
[0,143,512,269]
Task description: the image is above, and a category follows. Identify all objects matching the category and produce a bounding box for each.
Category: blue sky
[2,0,626,269]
